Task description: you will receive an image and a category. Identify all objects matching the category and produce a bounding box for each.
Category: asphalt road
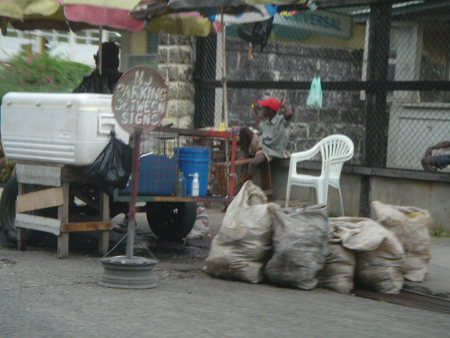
[1,204,449,338]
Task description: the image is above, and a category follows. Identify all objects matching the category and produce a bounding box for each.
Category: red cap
[258,97,280,112]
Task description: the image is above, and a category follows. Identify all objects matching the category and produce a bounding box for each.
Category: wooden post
[98,191,110,256]
[57,182,70,259]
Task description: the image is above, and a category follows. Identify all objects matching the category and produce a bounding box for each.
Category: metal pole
[221,9,228,130]
[126,128,142,259]
[221,8,230,195]
[98,25,103,75]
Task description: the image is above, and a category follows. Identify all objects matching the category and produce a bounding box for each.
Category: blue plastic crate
[120,154,177,195]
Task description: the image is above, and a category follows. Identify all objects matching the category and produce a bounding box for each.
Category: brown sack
[204,181,277,283]
[265,204,329,290]
[371,201,431,282]
[329,217,405,294]
[317,241,356,294]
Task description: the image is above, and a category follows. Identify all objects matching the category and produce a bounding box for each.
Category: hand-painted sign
[274,10,351,39]
[113,66,168,134]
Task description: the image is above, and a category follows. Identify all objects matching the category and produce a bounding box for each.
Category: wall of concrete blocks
[224,37,365,163]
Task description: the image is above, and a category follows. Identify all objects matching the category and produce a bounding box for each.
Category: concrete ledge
[272,159,450,183]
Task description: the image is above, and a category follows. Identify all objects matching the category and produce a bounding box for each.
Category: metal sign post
[99,66,168,289]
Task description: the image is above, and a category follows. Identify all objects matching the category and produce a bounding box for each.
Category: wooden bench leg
[99,192,110,256]
[98,231,109,256]
[57,182,70,259]
[17,227,27,251]
[57,233,69,259]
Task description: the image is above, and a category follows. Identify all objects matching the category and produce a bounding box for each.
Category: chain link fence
[194,1,450,173]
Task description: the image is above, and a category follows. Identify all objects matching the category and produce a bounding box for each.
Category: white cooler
[1,92,129,166]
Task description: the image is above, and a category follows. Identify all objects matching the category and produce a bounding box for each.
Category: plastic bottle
[177,171,186,196]
[191,172,199,197]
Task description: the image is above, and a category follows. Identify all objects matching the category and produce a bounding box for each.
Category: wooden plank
[217,158,252,167]
[15,213,61,236]
[16,163,62,187]
[61,221,113,232]
[16,187,64,213]
[70,185,99,211]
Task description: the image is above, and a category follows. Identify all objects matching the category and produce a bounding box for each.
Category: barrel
[174,147,210,196]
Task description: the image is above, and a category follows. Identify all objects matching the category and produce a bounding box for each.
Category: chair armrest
[290,146,320,164]
[288,146,321,177]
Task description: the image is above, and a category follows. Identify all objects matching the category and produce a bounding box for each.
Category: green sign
[275,10,352,39]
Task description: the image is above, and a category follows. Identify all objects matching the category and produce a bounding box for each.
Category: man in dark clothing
[73,42,123,94]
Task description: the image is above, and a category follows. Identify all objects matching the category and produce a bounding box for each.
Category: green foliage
[0,157,14,182]
[430,225,450,238]
[0,50,92,100]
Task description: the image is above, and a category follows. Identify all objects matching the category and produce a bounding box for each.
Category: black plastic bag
[72,69,111,94]
[237,17,274,51]
[84,134,133,195]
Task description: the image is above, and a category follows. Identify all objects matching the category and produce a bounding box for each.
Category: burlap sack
[204,181,277,283]
[317,241,356,294]
[329,217,405,294]
[371,201,432,282]
[265,204,329,290]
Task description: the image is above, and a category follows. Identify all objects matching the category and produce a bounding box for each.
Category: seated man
[238,96,294,185]
[421,140,450,172]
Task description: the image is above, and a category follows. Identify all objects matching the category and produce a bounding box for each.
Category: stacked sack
[204,181,276,283]
[265,204,329,290]
[204,181,329,288]
[371,201,431,282]
[327,217,405,294]
[317,202,431,294]
[204,184,432,295]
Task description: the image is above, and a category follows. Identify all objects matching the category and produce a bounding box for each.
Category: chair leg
[337,186,344,216]
[285,183,291,208]
[309,187,315,206]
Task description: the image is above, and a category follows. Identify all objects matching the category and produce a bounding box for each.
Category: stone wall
[157,34,197,129]
[225,37,365,164]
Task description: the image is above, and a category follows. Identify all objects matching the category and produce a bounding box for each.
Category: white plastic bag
[306,76,322,108]
[186,206,210,240]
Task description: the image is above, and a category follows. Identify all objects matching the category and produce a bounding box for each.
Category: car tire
[146,202,197,241]
[0,176,50,246]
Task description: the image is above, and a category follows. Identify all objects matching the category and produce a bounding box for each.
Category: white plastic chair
[285,134,354,215]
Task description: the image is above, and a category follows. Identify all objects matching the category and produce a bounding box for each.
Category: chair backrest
[318,134,354,182]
